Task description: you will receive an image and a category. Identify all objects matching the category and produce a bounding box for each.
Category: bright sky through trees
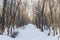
[0,0,3,8]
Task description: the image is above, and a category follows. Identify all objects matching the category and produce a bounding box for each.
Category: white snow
[0,24,60,40]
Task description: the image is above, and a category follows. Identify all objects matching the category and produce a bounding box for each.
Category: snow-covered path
[0,24,60,40]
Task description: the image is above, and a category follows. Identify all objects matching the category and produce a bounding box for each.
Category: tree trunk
[2,0,7,34]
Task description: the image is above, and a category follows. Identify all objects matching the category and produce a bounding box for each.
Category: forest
[0,0,60,39]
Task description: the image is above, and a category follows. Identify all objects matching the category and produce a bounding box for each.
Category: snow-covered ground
[0,24,60,40]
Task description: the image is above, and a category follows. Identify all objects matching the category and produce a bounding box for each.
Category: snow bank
[0,24,60,40]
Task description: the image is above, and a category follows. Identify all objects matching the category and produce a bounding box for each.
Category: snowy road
[0,24,60,40]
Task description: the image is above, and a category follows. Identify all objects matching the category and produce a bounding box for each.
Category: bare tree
[1,0,7,34]
[33,0,45,32]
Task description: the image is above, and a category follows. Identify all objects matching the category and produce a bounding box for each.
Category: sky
[27,0,38,17]
[0,0,3,8]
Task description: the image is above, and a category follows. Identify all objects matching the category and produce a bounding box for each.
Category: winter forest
[0,0,60,40]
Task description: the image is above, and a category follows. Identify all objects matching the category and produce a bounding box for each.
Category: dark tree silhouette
[1,0,7,34]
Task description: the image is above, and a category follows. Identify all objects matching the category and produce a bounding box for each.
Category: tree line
[0,0,60,36]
